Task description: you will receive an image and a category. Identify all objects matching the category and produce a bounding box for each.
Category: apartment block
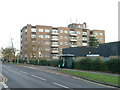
[20,23,105,60]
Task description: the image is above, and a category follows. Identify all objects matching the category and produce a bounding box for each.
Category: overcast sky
[0,0,119,50]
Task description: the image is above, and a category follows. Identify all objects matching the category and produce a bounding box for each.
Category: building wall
[20,23,105,60]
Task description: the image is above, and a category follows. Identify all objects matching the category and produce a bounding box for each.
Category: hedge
[12,58,120,73]
[73,58,120,73]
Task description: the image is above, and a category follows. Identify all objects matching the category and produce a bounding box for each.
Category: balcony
[70,45,77,47]
[82,43,87,46]
[51,32,59,35]
[82,39,87,41]
[51,50,59,53]
[70,33,77,36]
[52,56,59,59]
[70,39,77,42]
[51,44,59,47]
[51,38,59,41]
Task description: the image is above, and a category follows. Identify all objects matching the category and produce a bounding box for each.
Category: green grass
[57,69,119,86]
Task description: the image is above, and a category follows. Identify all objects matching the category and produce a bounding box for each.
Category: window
[31,28,36,32]
[31,35,36,38]
[77,37,80,40]
[46,48,50,51]
[60,36,63,39]
[61,48,63,51]
[82,32,87,35]
[39,53,44,57]
[99,38,103,40]
[60,30,63,33]
[64,30,68,33]
[60,42,63,45]
[46,54,50,57]
[39,35,44,38]
[77,31,81,34]
[64,36,68,39]
[45,35,50,38]
[40,41,44,44]
[44,41,50,44]
[70,31,75,34]
[52,29,58,33]
[99,33,103,36]
[45,29,50,32]
[39,47,44,51]
[70,37,75,39]
[64,42,68,45]
[39,29,44,32]
[33,47,36,51]
[95,33,98,36]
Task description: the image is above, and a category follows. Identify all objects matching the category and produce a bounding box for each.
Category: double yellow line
[0,74,8,82]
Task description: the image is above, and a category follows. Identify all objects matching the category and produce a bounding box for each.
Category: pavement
[1,63,118,89]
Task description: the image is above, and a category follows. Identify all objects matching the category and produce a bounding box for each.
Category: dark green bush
[105,59,120,73]
[19,60,27,63]
[73,58,120,73]
[15,58,120,73]
[29,60,38,65]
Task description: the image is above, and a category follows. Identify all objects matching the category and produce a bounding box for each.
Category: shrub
[105,59,120,73]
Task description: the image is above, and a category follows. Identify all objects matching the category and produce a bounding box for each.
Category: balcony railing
[51,50,59,53]
[70,39,77,42]
[51,44,59,47]
[51,32,59,35]
[51,38,59,41]
[70,45,77,47]
[70,33,77,36]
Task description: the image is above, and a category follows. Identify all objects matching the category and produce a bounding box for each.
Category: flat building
[20,23,105,60]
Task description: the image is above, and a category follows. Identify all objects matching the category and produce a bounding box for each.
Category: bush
[19,60,27,64]
[29,60,38,65]
[73,58,120,73]
[105,59,120,73]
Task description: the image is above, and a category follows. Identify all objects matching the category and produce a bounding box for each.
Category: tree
[89,36,99,47]
[1,47,17,62]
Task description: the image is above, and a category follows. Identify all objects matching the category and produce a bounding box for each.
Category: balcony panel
[51,50,59,53]
[70,33,77,36]
[70,39,77,42]
[51,38,59,41]
[51,32,59,35]
[70,45,77,47]
[51,44,59,47]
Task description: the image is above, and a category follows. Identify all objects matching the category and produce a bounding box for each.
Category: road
[1,63,116,89]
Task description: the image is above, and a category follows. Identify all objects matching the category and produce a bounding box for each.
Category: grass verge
[56,69,119,86]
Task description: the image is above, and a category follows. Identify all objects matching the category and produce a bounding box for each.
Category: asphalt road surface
[1,63,117,89]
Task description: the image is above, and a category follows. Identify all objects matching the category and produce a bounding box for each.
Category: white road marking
[52,82,70,89]
[19,71,28,74]
[1,82,8,88]
[31,75,46,81]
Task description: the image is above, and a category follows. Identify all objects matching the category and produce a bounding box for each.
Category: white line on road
[31,75,46,81]
[52,82,70,89]
[1,82,8,88]
[19,71,28,74]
